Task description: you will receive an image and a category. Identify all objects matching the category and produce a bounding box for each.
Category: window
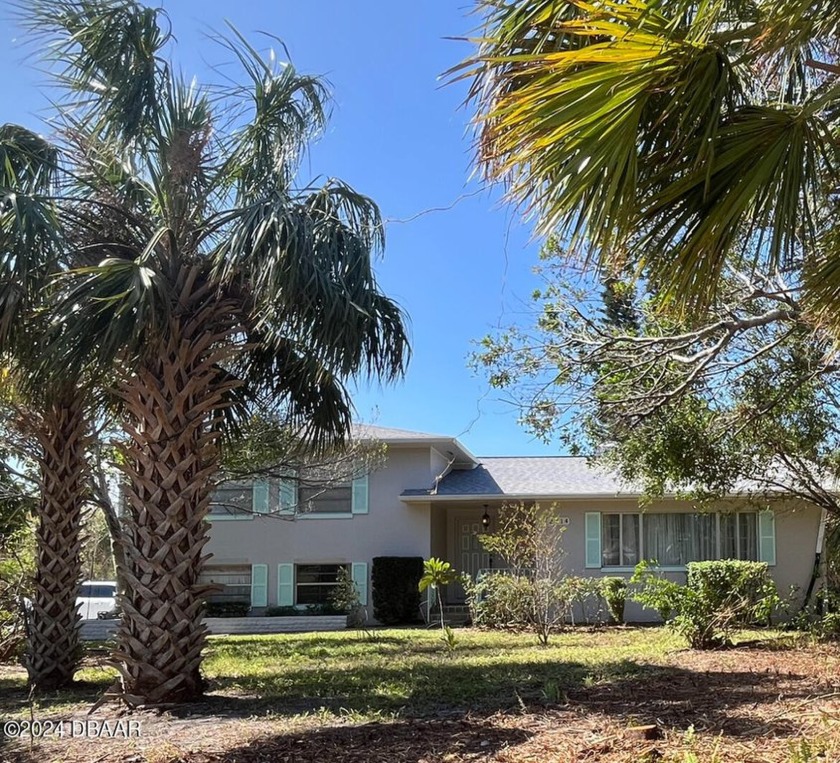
[643,513,717,566]
[719,512,758,561]
[601,513,640,567]
[209,484,253,518]
[299,483,352,514]
[600,511,759,568]
[295,563,348,605]
[198,565,251,603]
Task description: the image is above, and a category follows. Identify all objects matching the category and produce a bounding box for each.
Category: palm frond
[215,179,408,381]
[0,125,62,347]
[46,252,170,373]
[17,0,171,145]
[464,0,840,314]
[215,25,330,198]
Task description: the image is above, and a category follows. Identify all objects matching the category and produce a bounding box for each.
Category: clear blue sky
[0,0,560,456]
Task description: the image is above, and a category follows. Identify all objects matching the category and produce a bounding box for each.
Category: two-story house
[204,425,826,621]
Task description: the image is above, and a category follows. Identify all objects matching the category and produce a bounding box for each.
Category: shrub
[372,556,423,624]
[265,605,298,617]
[465,571,534,629]
[264,603,345,617]
[789,588,840,641]
[558,575,603,625]
[600,577,627,624]
[632,559,778,648]
[329,566,366,627]
[204,600,250,618]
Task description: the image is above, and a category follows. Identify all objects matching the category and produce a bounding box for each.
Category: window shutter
[351,474,369,514]
[585,512,602,568]
[252,481,270,514]
[351,562,368,605]
[758,510,776,566]
[250,564,268,608]
[277,563,294,606]
[279,479,296,514]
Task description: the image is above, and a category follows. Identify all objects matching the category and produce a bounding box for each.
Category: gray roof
[403,456,638,498]
[351,424,450,441]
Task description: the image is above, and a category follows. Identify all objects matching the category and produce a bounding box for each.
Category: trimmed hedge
[372,556,423,624]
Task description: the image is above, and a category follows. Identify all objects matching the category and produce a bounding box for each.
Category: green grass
[200,626,686,714]
[0,626,797,721]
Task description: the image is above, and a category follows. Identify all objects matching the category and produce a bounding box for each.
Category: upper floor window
[209,484,254,518]
[298,483,353,514]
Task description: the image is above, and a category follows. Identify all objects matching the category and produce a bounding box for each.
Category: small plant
[600,576,627,624]
[419,557,458,633]
[329,567,366,627]
[441,624,458,653]
[789,738,827,763]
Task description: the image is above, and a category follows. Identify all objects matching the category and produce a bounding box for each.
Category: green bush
[464,571,534,629]
[789,588,840,641]
[465,572,602,635]
[265,603,345,617]
[204,600,250,618]
[632,560,778,648]
[600,577,627,624]
[372,556,423,624]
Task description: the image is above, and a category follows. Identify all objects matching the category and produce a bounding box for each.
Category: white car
[77,580,117,620]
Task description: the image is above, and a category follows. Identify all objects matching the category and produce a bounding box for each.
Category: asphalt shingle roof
[403,456,638,498]
[351,424,450,441]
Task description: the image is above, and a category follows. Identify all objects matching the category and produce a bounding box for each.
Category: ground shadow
[203,716,532,763]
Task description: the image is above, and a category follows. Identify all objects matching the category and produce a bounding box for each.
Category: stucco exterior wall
[206,445,435,608]
[432,497,823,621]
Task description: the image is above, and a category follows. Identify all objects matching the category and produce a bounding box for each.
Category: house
[204,425,826,621]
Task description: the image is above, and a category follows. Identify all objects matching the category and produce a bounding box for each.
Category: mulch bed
[3,642,839,763]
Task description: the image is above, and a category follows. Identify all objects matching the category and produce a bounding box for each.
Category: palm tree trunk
[27,397,90,691]
[113,307,239,706]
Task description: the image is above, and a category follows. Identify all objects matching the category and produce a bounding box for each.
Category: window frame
[294,562,350,606]
[297,482,354,519]
[599,510,760,571]
[208,483,256,521]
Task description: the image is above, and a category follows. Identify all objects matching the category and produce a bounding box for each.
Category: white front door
[452,517,491,603]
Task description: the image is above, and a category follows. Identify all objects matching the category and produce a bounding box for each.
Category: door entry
[452,517,491,602]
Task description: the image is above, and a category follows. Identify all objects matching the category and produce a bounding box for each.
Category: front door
[451,517,491,603]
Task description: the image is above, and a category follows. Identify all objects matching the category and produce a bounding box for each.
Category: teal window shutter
[758,509,776,566]
[585,512,602,568]
[252,481,270,514]
[351,562,368,605]
[279,479,296,514]
[351,474,369,514]
[250,564,268,607]
[277,563,294,606]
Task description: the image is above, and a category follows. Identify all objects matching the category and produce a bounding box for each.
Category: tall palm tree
[20,1,409,705]
[0,125,94,690]
[462,0,840,319]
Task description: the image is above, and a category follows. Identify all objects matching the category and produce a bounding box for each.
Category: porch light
[481,506,490,530]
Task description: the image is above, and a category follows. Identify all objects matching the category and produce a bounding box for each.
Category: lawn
[1,626,838,762]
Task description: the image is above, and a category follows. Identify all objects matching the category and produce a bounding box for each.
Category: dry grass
[0,627,838,762]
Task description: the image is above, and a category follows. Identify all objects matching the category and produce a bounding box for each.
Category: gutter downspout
[803,507,829,608]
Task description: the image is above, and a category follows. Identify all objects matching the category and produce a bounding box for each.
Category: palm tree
[0,125,94,690]
[19,1,409,705]
[462,0,840,319]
